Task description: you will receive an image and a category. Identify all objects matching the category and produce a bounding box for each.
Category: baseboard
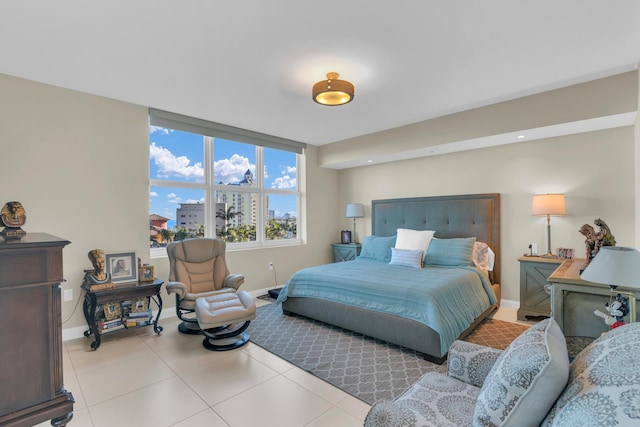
[500,299,519,309]
[62,287,283,341]
[62,307,177,342]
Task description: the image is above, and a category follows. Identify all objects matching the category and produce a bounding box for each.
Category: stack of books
[98,318,124,332]
[125,308,153,327]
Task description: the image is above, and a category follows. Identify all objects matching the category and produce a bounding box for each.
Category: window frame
[149,109,306,258]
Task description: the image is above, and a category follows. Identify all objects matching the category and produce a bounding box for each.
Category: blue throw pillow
[389,247,423,268]
[424,237,476,266]
[359,235,397,262]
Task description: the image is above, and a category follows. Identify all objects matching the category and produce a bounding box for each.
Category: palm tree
[266,219,285,240]
[215,206,243,241]
[160,228,174,244]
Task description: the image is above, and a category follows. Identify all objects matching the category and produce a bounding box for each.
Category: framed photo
[103,302,121,321]
[131,297,149,313]
[341,230,352,244]
[557,247,575,259]
[139,265,154,282]
[106,251,138,283]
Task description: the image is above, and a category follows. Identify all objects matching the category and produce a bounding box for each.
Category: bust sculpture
[0,201,27,238]
[86,249,112,285]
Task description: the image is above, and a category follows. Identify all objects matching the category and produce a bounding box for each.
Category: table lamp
[580,246,640,322]
[345,203,364,244]
[532,194,566,257]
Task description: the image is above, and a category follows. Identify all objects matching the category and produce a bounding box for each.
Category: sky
[149,126,297,227]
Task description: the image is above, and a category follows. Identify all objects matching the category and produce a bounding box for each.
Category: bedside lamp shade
[345,203,364,219]
[532,194,567,217]
[345,203,364,243]
[532,193,566,257]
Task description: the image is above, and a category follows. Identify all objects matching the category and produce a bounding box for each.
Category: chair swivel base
[178,320,203,335]
[201,321,251,351]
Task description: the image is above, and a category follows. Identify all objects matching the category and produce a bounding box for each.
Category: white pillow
[395,229,435,257]
[389,248,423,268]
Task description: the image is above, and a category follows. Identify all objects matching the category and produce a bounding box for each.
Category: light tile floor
[39,301,526,427]
[37,298,369,427]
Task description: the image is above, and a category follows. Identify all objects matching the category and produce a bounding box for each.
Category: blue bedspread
[276,258,497,354]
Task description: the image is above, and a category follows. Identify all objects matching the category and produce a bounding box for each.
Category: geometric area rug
[247,303,528,405]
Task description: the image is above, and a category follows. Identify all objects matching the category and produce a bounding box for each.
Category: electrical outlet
[268,261,274,270]
[63,289,73,301]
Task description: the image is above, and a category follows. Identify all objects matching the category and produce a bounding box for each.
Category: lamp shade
[345,203,364,218]
[580,246,640,289]
[532,194,566,216]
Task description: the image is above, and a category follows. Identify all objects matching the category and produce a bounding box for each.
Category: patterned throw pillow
[472,241,495,271]
[542,322,640,426]
[473,318,569,426]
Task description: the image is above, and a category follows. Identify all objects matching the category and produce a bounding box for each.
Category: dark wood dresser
[0,233,74,426]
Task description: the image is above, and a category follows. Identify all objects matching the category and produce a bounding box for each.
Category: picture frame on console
[139,265,154,282]
[106,251,138,283]
[341,230,352,244]
[557,247,574,259]
[103,302,121,321]
[131,297,149,313]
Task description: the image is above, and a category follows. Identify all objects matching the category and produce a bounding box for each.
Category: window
[149,109,305,256]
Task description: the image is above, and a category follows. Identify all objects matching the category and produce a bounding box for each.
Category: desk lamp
[580,246,640,323]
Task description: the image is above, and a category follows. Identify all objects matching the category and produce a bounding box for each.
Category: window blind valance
[149,108,306,154]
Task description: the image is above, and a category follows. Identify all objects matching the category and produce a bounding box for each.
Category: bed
[277,193,501,364]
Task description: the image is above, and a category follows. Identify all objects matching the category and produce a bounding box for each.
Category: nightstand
[517,256,563,320]
[331,243,361,262]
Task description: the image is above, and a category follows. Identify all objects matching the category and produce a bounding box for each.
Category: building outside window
[148,109,305,256]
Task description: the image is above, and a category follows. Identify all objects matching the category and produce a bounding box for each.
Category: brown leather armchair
[166,238,244,334]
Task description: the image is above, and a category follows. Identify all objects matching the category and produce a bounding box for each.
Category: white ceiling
[1,1,639,147]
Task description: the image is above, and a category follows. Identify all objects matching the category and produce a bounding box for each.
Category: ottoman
[195,291,256,351]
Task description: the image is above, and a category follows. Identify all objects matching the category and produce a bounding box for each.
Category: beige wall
[336,126,636,302]
[1,71,637,337]
[0,73,340,338]
[319,71,638,169]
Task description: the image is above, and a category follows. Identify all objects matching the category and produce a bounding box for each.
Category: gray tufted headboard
[371,193,501,284]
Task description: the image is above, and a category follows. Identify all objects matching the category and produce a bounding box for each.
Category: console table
[0,233,74,427]
[548,258,640,337]
[81,279,164,350]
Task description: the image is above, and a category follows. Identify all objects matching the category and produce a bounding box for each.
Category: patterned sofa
[365,319,640,426]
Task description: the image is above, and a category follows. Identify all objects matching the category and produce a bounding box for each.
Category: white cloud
[150,142,204,180]
[167,192,177,198]
[150,191,158,197]
[214,154,255,184]
[272,175,296,189]
[150,126,172,135]
[184,198,204,204]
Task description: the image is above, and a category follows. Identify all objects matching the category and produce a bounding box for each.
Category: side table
[82,279,164,350]
[331,243,361,262]
[517,256,563,320]
[548,258,640,337]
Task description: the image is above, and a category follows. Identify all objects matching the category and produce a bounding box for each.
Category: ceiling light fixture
[312,72,354,106]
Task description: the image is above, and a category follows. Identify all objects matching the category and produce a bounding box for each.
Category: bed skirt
[282,282,500,364]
